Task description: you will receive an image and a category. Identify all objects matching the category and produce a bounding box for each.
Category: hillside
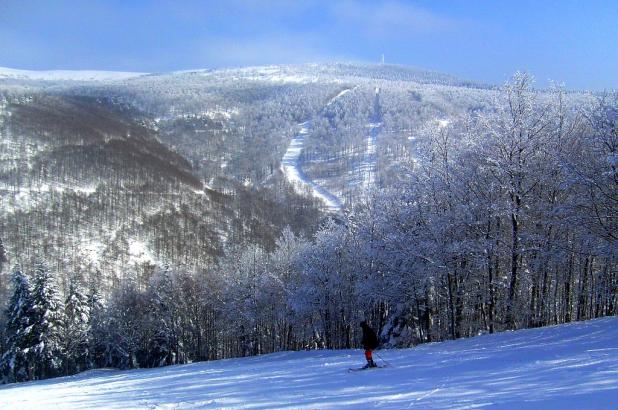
[0,63,493,288]
[0,316,616,409]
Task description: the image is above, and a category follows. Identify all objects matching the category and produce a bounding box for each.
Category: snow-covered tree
[99,282,147,369]
[0,237,9,309]
[28,264,66,380]
[0,238,8,275]
[64,280,91,374]
[575,92,618,246]
[146,268,184,367]
[1,268,33,383]
[292,220,358,349]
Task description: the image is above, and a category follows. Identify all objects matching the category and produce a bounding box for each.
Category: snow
[326,86,357,106]
[280,86,357,213]
[128,240,156,265]
[81,240,106,266]
[281,121,343,212]
[357,122,380,190]
[1,316,616,409]
[0,67,146,82]
[179,65,321,84]
[0,183,98,213]
[347,88,381,191]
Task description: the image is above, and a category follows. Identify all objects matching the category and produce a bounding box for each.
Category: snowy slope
[280,87,359,212]
[1,317,617,409]
[352,86,382,191]
[281,121,343,212]
[0,66,146,81]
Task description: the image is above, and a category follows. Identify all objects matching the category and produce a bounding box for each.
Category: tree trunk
[446,271,456,340]
[507,194,521,329]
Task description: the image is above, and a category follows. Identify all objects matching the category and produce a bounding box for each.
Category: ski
[348,365,384,372]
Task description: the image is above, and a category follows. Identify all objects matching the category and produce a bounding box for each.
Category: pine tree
[0,237,9,306]
[29,264,65,380]
[64,281,91,374]
[86,286,105,368]
[0,237,8,274]
[0,268,33,383]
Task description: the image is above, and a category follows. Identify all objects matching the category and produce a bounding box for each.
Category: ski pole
[374,351,392,367]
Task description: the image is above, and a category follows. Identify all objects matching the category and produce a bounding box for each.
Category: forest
[0,65,616,383]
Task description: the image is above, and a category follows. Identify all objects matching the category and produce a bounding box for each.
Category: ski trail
[281,121,343,212]
[325,86,357,107]
[357,122,380,191]
[281,88,355,212]
[414,387,441,402]
[357,86,381,191]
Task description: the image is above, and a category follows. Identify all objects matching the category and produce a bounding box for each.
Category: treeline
[339,74,617,344]
[0,225,357,384]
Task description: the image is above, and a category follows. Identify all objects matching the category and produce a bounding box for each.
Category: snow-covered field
[1,317,616,409]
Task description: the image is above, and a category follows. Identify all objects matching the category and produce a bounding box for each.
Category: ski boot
[363,359,377,369]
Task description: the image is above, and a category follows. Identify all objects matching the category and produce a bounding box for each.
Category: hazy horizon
[1,1,617,89]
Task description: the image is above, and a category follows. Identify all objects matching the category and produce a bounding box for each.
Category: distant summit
[0,66,147,82]
[0,62,487,88]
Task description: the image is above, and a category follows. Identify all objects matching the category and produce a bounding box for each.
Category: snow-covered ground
[281,121,343,212]
[1,316,616,409]
[358,122,380,191]
[0,66,146,81]
[280,87,358,212]
[325,86,357,107]
[346,87,382,192]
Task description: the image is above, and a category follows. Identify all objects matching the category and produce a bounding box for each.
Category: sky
[0,0,616,90]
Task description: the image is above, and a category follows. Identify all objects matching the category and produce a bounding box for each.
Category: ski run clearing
[281,121,343,212]
[1,317,617,409]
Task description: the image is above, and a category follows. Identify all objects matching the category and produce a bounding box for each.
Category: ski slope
[356,87,382,191]
[281,121,343,212]
[1,317,617,409]
[281,87,358,212]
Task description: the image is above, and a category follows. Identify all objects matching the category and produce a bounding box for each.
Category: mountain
[0,66,146,82]
[0,316,615,409]
[0,62,561,292]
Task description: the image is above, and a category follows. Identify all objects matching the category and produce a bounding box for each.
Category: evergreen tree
[0,268,33,383]
[29,265,65,380]
[0,237,9,307]
[64,281,91,374]
[86,285,105,368]
[0,238,8,275]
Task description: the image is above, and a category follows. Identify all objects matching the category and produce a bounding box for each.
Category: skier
[360,321,379,368]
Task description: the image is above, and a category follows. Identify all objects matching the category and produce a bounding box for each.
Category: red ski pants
[365,349,373,361]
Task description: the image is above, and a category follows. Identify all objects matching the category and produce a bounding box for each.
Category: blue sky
[0,0,616,89]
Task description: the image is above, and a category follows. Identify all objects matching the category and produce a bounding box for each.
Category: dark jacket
[361,322,379,350]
